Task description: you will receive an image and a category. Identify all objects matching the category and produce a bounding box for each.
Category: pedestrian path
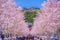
[0,35,59,40]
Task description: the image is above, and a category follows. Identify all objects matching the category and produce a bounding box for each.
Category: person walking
[34,36,38,40]
[16,36,19,40]
[1,34,4,40]
[40,38,42,40]
[0,35,2,40]
[16,34,19,40]
[21,36,25,40]
[32,36,34,40]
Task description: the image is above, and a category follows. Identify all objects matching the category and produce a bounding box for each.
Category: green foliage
[24,11,37,24]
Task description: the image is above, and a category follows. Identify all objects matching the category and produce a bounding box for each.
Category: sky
[15,0,47,8]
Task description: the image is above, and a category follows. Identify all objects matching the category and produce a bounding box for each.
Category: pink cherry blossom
[31,0,60,36]
[0,0,29,36]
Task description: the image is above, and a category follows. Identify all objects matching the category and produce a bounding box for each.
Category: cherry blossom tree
[0,0,29,37]
[31,0,60,36]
